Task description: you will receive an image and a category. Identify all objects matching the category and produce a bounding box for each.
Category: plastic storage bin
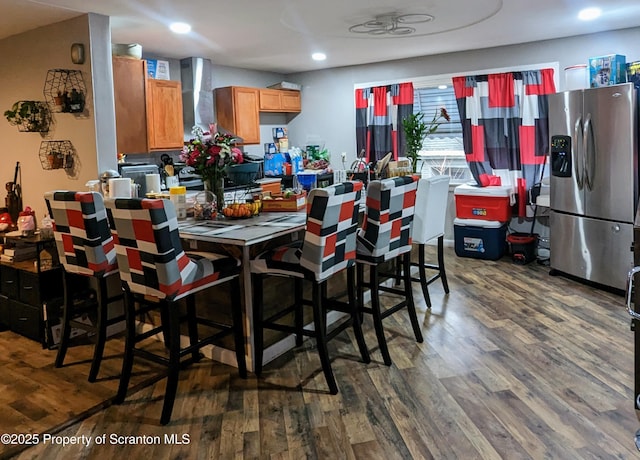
[454,183,514,221]
[454,218,507,260]
[507,232,537,265]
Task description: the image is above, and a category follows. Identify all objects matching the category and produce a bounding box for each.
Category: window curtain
[355,82,414,163]
[452,69,556,194]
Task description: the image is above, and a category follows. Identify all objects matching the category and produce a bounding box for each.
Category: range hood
[180,57,214,141]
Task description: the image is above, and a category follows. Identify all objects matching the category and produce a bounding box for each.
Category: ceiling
[3,0,640,74]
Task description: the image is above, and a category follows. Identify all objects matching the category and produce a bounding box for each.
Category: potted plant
[4,100,50,132]
[402,107,450,173]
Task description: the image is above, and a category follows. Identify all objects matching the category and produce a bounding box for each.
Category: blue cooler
[454,218,507,260]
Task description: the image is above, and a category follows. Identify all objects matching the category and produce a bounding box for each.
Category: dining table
[178,211,308,372]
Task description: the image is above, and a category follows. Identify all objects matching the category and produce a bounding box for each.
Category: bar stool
[356,175,422,366]
[410,175,451,308]
[104,197,246,425]
[251,181,370,394]
[44,190,124,382]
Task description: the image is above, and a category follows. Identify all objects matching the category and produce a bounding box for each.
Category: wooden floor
[3,246,639,459]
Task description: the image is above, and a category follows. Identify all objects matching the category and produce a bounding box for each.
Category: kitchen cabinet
[113,57,184,153]
[259,89,301,113]
[215,86,261,145]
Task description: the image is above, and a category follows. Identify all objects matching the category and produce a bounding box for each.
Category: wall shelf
[43,69,86,114]
[39,140,76,171]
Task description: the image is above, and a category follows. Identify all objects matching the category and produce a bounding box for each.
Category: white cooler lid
[454,218,507,228]
[454,182,514,197]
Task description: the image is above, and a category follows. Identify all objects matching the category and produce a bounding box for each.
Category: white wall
[0,14,111,221]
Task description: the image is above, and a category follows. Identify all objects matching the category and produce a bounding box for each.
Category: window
[412,84,469,183]
[356,61,559,184]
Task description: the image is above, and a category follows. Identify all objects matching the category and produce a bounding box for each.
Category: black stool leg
[403,253,423,343]
[369,265,392,366]
[418,244,432,309]
[230,277,247,378]
[160,300,181,425]
[55,271,73,368]
[115,288,136,404]
[252,273,264,377]
[186,295,201,362]
[294,277,304,346]
[88,277,108,382]
[312,281,338,394]
[437,236,450,294]
[348,265,370,363]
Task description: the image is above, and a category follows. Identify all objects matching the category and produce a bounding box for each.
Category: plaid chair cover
[104,197,240,301]
[44,191,118,277]
[251,181,363,282]
[356,175,418,264]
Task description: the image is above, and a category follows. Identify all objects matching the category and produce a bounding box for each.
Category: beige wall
[0,15,102,221]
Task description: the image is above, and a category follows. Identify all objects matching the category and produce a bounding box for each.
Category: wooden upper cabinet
[259,89,301,113]
[146,79,184,150]
[113,57,148,154]
[215,86,261,144]
[113,57,184,153]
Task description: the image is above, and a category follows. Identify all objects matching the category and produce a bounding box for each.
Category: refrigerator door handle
[583,113,595,191]
[574,116,584,189]
[626,266,640,320]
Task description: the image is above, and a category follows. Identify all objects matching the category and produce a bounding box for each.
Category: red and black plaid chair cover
[44,190,123,382]
[45,191,117,277]
[355,175,424,366]
[251,181,370,394]
[105,197,240,300]
[104,197,246,425]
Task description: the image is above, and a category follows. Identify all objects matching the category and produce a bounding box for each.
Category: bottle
[169,186,187,219]
[40,213,54,239]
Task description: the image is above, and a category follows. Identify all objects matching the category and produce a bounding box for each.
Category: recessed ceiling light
[578,7,602,21]
[169,22,191,34]
[438,85,448,90]
[312,52,326,61]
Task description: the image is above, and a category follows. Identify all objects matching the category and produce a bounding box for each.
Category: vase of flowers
[402,107,450,173]
[180,124,244,215]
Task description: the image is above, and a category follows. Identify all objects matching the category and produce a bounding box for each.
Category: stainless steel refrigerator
[549,83,638,291]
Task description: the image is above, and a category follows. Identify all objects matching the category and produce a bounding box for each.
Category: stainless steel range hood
[180,57,214,141]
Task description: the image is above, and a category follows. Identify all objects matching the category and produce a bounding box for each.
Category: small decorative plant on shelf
[402,107,450,173]
[4,100,51,132]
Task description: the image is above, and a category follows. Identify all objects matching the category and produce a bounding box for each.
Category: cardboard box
[256,177,282,195]
[589,54,626,87]
[627,61,640,89]
[261,192,306,212]
[147,59,170,80]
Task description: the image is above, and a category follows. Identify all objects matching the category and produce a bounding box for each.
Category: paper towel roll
[145,173,161,193]
[109,178,132,198]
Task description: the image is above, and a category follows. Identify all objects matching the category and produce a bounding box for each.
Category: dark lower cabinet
[9,299,41,341]
[0,293,9,330]
[0,259,63,346]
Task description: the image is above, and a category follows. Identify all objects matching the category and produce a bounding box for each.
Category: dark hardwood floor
[2,246,639,459]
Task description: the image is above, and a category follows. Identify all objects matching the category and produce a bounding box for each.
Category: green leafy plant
[402,107,450,173]
[4,100,50,132]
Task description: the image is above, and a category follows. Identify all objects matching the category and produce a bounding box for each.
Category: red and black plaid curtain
[355,82,414,163]
[452,69,556,192]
